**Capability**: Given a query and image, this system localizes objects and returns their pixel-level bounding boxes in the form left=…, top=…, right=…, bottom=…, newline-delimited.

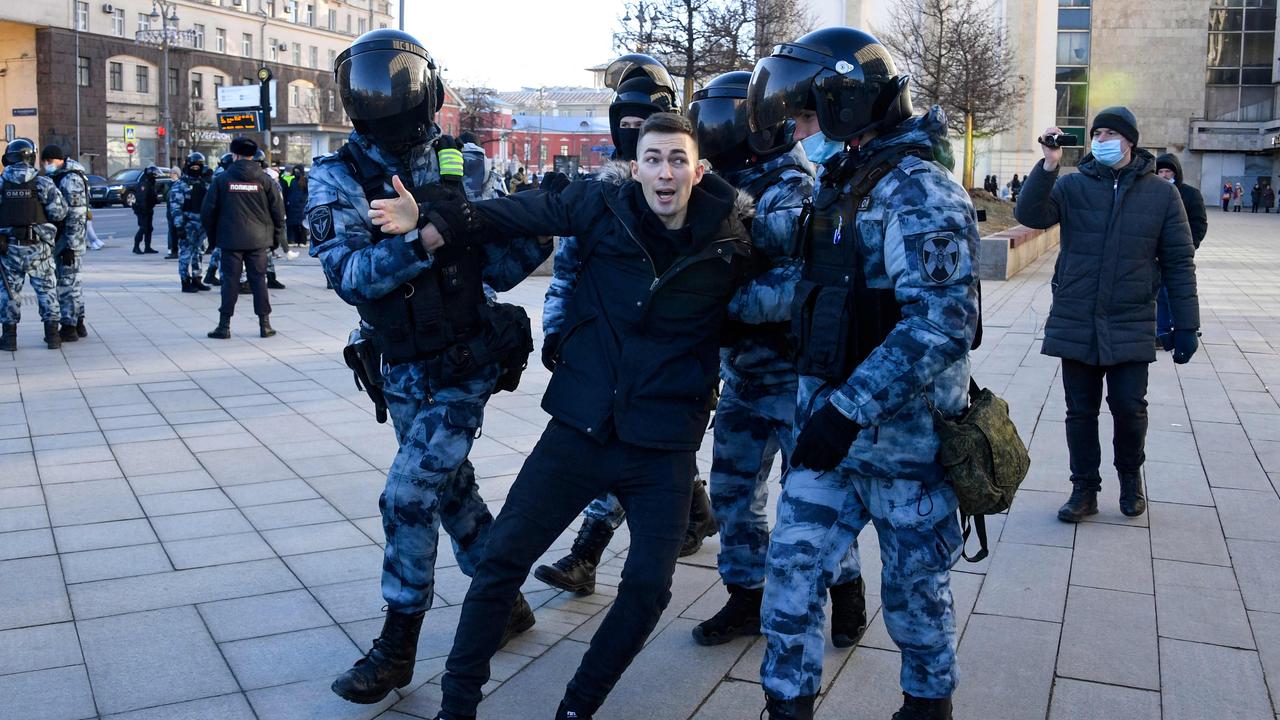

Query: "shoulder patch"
left=308, top=205, right=335, bottom=241
left=920, top=232, right=961, bottom=283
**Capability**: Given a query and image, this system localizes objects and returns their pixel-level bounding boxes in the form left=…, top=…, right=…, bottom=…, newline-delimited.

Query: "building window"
left=264, top=0, right=275, bottom=17
left=328, top=9, right=336, bottom=29
left=109, top=61, right=123, bottom=91
left=136, top=65, right=149, bottom=94
left=112, top=8, right=125, bottom=37
left=328, top=89, right=335, bottom=111
left=1054, top=0, right=1091, bottom=166
left=213, top=76, right=224, bottom=101
left=304, top=4, right=315, bottom=25
left=75, top=1, right=89, bottom=31
left=216, top=28, right=226, bottom=53
left=137, top=13, right=150, bottom=33
left=290, top=85, right=299, bottom=107
left=242, top=33, right=253, bottom=57
left=169, top=67, right=179, bottom=96
left=308, top=46, right=317, bottom=68
left=327, top=48, right=336, bottom=70
left=292, top=42, right=301, bottom=66
left=268, top=38, right=278, bottom=61
left=358, top=17, right=367, bottom=34
left=1206, top=2, right=1277, bottom=121
left=193, top=24, right=205, bottom=49
left=345, top=13, right=352, bottom=34
left=191, top=72, right=203, bottom=99
left=77, top=56, right=91, bottom=87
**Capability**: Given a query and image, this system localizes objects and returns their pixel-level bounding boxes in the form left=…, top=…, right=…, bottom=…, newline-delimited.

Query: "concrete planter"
left=979, top=224, right=1060, bottom=280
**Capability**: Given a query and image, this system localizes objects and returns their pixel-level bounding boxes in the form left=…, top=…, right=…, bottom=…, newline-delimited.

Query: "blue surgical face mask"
left=800, top=132, right=844, bottom=165
left=43, top=163, right=57, bottom=175
left=1090, top=138, right=1125, bottom=167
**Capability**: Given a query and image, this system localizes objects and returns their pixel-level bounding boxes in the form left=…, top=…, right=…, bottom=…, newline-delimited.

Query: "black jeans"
left=441, top=420, right=694, bottom=716
left=286, top=223, right=308, bottom=247
left=1061, top=358, right=1149, bottom=490
left=219, top=248, right=270, bottom=317
left=133, top=211, right=153, bottom=248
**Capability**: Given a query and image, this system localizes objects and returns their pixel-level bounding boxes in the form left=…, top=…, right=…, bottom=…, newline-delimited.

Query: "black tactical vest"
left=182, top=178, right=208, bottom=213
left=792, top=145, right=932, bottom=382
left=0, top=177, right=49, bottom=241
left=339, top=142, right=487, bottom=364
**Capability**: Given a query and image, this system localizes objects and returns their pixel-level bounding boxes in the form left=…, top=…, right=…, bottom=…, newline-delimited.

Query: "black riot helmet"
left=748, top=27, right=913, bottom=144
left=604, top=53, right=678, bottom=94
left=609, top=75, right=678, bottom=161
left=219, top=153, right=233, bottom=170
left=689, top=71, right=778, bottom=170
left=143, top=165, right=160, bottom=178
left=335, top=29, right=440, bottom=156
left=184, top=151, right=206, bottom=176
left=252, top=149, right=267, bottom=168
left=2, top=138, right=36, bottom=167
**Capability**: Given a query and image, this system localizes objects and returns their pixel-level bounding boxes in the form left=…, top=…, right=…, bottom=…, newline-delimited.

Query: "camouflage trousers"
left=581, top=491, right=627, bottom=529
left=0, top=243, right=60, bottom=324
left=710, top=382, right=860, bottom=589
left=379, top=359, right=501, bottom=614
left=177, top=218, right=204, bottom=281
left=55, top=250, right=84, bottom=325
left=761, top=380, right=962, bottom=701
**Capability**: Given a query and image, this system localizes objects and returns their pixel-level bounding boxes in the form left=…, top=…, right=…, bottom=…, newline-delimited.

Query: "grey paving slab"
left=952, top=614, right=1060, bottom=720
left=1057, top=585, right=1159, bottom=690
left=163, top=530, right=276, bottom=569
left=261, top=520, right=373, bottom=556
left=973, top=541, right=1071, bottom=622
left=1161, top=638, right=1273, bottom=720
left=78, top=605, right=239, bottom=715
left=309, top=578, right=388, bottom=624
left=126, top=469, right=218, bottom=496
left=1048, top=678, right=1161, bottom=720
left=61, top=543, right=173, bottom=584
left=1230, top=539, right=1280, bottom=614
left=246, top=677, right=398, bottom=720
left=198, top=589, right=335, bottom=643
left=0, top=555, right=72, bottom=630
left=999, top=489, right=1075, bottom=548
left=150, top=508, right=254, bottom=541
left=223, top=478, right=320, bottom=506
left=111, top=438, right=203, bottom=477
left=221, top=625, right=360, bottom=690
left=1068, top=521, right=1153, bottom=594
left=1148, top=501, right=1232, bottom=566
left=137, top=487, right=234, bottom=516
left=101, top=693, right=257, bottom=720
left=52, top=518, right=158, bottom=552
left=199, top=446, right=298, bottom=486
left=283, top=545, right=385, bottom=586
left=0, top=505, right=49, bottom=533
left=0, top=664, right=98, bottom=720
left=0, top=621, right=83, bottom=676
left=1214, top=487, right=1280, bottom=542
left=1250, top=610, right=1280, bottom=712
left=1154, top=559, right=1255, bottom=649
left=0, top=527, right=56, bottom=560
left=241, top=497, right=346, bottom=530
left=43, top=477, right=144, bottom=527
left=815, top=646, right=904, bottom=720
left=1143, top=459, right=1214, bottom=505
left=69, top=558, right=301, bottom=619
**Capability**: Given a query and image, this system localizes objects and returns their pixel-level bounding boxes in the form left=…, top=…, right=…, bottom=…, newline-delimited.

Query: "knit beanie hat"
left=1090, top=106, right=1139, bottom=146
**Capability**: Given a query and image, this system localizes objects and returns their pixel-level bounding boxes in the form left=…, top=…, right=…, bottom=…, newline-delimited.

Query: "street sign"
left=217, top=111, right=263, bottom=132
left=126, top=142, right=136, bottom=155
left=217, top=82, right=277, bottom=118
left=11, top=108, right=36, bottom=117
left=124, top=125, right=136, bottom=142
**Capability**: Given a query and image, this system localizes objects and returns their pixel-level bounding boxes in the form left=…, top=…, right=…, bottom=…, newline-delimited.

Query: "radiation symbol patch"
left=920, top=233, right=961, bottom=283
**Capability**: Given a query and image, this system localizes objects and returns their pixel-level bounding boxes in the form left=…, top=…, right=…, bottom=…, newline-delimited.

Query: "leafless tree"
left=879, top=0, right=1025, bottom=188
left=458, top=85, right=503, bottom=136
left=615, top=0, right=814, bottom=107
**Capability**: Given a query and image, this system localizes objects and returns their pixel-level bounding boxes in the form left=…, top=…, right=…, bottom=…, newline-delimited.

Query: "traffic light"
left=157, top=126, right=167, bottom=137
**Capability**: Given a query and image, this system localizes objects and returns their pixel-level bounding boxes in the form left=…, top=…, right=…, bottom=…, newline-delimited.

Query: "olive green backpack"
left=931, top=378, right=1031, bottom=562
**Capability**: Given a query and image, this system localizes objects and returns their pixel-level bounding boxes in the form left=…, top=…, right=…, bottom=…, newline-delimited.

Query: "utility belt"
left=719, top=319, right=795, bottom=356
left=5, top=227, right=40, bottom=245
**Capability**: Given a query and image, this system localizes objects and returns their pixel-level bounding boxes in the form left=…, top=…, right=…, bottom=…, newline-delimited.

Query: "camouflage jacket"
left=0, top=164, right=67, bottom=246
left=306, top=131, right=550, bottom=308
left=49, top=159, right=89, bottom=253
left=167, top=175, right=207, bottom=229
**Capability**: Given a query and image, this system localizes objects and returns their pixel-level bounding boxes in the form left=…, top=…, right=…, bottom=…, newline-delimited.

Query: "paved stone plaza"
left=1, top=206, right=1278, bottom=719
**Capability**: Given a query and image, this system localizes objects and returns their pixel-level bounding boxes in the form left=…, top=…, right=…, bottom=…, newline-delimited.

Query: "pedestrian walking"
left=0, top=138, right=68, bottom=351
left=132, top=166, right=161, bottom=254
left=1010, top=172, right=1022, bottom=201
left=1155, top=154, right=1208, bottom=348
left=40, top=144, right=90, bottom=342
left=1233, top=182, right=1244, bottom=211
left=1016, top=106, right=1200, bottom=523
left=200, top=137, right=285, bottom=339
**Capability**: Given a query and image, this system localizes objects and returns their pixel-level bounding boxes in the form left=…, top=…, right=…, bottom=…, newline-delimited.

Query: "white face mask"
left=44, top=163, right=58, bottom=174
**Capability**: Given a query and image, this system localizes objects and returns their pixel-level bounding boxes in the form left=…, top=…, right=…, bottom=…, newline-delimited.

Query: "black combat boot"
left=763, top=693, right=815, bottom=720
left=43, top=321, right=61, bottom=349
left=692, top=584, right=762, bottom=646
left=59, top=323, right=79, bottom=342
left=132, top=239, right=143, bottom=254
left=0, top=324, right=16, bottom=352
left=258, top=315, right=276, bottom=338
left=432, top=712, right=475, bottom=720
left=181, top=277, right=198, bottom=293
left=207, top=313, right=231, bottom=339
left=267, top=271, right=286, bottom=289
left=1118, top=471, right=1147, bottom=517
left=829, top=576, right=867, bottom=648
left=1057, top=481, right=1099, bottom=523
left=554, top=700, right=592, bottom=719
left=500, top=592, right=537, bottom=647
left=203, top=265, right=220, bottom=286
left=75, top=316, right=87, bottom=338
left=239, top=281, right=251, bottom=295
left=144, top=242, right=158, bottom=254
left=681, top=476, right=717, bottom=557
left=192, top=277, right=211, bottom=292
left=331, top=609, right=424, bottom=704
left=534, top=518, right=614, bottom=595
left=892, top=693, right=953, bottom=720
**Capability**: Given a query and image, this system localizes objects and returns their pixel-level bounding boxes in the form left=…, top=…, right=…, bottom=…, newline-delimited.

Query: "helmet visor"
left=337, top=49, right=433, bottom=121
left=604, top=54, right=677, bottom=96
left=813, top=68, right=886, bottom=141
left=688, top=95, right=748, bottom=162
left=747, top=55, right=820, bottom=135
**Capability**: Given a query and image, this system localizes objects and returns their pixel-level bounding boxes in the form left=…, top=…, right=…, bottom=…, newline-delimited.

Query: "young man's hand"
left=1040, top=126, right=1065, bottom=172
left=368, top=175, right=419, bottom=237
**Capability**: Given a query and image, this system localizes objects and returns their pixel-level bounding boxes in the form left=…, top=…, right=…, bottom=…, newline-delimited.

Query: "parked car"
left=90, top=168, right=173, bottom=208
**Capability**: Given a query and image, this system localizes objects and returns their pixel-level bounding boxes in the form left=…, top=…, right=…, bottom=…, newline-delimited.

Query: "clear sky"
left=405, top=0, right=630, bottom=91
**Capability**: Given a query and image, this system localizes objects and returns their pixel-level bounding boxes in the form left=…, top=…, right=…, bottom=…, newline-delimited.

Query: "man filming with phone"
left=1015, top=106, right=1200, bottom=525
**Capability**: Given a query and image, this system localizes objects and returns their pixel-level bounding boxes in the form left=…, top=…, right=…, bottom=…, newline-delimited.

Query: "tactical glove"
left=436, top=134, right=465, bottom=187
left=1172, top=329, right=1199, bottom=365
left=791, top=403, right=862, bottom=472
left=539, top=171, right=571, bottom=194
left=541, top=333, right=561, bottom=371
left=59, top=248, right=75, bottom=266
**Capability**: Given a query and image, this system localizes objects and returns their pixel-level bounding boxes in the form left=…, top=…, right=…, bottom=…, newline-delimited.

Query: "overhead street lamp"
left=136, top=0, right=195, bottom=167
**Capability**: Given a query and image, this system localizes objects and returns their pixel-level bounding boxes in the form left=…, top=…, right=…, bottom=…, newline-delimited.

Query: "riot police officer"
left=169, top=152, right=212, bottom=293
left=0, top=138, right=68, bottom=351
left=750, top=28, right=979, bottom=720
left=306, top=29, right=550, bottom=704
left=40, top=144, right=91, bottom=341
left=683, top=70, right=867, bottom=650
left=533, top=53, right=720, bottom=596
left=132, top=165, right=160, bottom=254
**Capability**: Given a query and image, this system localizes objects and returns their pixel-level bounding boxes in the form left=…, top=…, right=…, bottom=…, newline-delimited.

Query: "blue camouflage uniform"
left=168, top=175, right=206, bottom=282
left=0, top=164, right=66, bottom=324
left=713, top=145, right=860, bottom=591
left=49, top=160, right=88, bottom=326
left=308, top=131, right=550, bottom=614
left=760, top=108, right=979, bottom=701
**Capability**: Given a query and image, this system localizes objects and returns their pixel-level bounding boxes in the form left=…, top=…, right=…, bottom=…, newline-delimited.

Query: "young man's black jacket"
left=201, top=159, right=286, bottom=251
left=1155, top=153, right=1208, bottom=248
left=471, top=172, right=760, bottom=450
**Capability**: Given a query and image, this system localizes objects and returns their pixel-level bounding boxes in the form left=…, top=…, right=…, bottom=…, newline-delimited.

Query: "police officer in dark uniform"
left=306, top=29, right=550, bottom=705
left=200, top=137, right=285, bottom=338
left=132, top=165, right=161, bottom=254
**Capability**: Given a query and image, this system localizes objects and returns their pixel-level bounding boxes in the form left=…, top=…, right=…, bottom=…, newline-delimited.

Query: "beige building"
left=0, top=0, right=393, bottom=177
